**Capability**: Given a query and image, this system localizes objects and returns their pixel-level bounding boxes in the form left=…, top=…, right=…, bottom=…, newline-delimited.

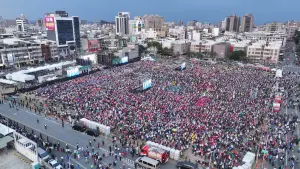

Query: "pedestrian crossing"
left=98, top=147, right=135, bottom=167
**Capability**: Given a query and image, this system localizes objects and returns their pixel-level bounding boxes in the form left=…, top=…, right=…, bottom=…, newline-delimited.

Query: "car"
left=85, top=129, right=100, bottom=137
left=176, top=161, right=203, bottom=169
left=48, top=159, right=62, bottom=169
left=37, top=147, right=50, bottom=160
left=72, top=123, right=86, bottom=132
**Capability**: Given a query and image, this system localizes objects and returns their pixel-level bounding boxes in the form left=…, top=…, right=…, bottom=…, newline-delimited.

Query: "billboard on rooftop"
left=44, top=16, right=55, bottom=31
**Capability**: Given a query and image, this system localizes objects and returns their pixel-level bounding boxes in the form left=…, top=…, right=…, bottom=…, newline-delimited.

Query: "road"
left=0, top=102, right=179, bottom=169
left=280, top=41, right=300, bottom=169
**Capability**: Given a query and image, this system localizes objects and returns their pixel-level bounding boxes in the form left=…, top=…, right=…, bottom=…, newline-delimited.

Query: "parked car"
left=37, top=147, right=50, bottom=160
left=176, top=161, right=203, bottom=169
left=48, top=159, right=63, bottom=169
left=72, top=123, right=86, bottom=132
left=85, top=129, right=100, bottom=137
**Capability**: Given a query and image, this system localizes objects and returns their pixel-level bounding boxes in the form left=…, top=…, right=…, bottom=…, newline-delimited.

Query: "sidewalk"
left=0, top=149, right=31, bottom=169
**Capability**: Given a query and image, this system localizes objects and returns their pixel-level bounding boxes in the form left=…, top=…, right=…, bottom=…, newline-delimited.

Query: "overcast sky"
left=0, top=0, right=298, bottom=24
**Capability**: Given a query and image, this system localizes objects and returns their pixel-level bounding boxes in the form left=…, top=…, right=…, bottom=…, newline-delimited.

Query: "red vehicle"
left=140, top=145, right=169, bottom=163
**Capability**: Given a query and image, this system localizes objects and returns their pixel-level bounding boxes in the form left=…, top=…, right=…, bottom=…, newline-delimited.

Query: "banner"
left=44, top=16, right=55, bottom=31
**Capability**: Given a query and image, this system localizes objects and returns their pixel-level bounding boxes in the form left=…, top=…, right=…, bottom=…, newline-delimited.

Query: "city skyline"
left=0, top=0, right=299, bottom=24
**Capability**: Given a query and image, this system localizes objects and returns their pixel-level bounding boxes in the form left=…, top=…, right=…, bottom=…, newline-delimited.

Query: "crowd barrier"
left=79, top=118, right=110, bottom=136
left=146, top=141, right=181, bottom=160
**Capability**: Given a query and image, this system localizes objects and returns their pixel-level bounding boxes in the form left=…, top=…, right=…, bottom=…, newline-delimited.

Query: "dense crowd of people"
left=32, top=60, right=300, bottom=168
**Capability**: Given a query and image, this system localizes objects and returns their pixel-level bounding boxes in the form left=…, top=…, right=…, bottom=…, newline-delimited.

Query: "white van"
left=135, top=156, right=160, bottom=169
left=48, top=159, right=63, bottom=169
left=18, top=138, right=34, bottom=150
left=37, top=147, right=50, bottom=160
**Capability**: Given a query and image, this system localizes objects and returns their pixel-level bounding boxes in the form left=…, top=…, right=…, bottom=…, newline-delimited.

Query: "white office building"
left=129, top=16, right=145, bottom=35
left=243, top=31, right=287, bottom=47
left=115, top=12, right=130, bottom=35
left=16, top=19, right=28, bottom=32
left=247, top=40, right=281, bottom=63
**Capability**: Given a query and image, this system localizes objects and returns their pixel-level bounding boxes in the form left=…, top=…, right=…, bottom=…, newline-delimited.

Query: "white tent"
left=276, top=69, right=282, bottom=78
left=0, top=123, right=15, bottom=136
left=242, top=152, right=255, bottom=165
left=8, top=61, right=75, bottom=82
left=11, top=73, right=34, bottom=82
left=0, top=79, right=17, bottom=85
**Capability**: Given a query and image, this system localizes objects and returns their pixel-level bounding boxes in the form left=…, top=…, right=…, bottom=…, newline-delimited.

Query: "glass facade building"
left=56, top=20, right=74, bottom=46
left=73, top=16, right=81, bottom=50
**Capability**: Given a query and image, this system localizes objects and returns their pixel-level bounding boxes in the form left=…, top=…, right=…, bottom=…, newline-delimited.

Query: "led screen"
left=67, top=67, right=80, bottom=77
left=121, top=57, right=128, bottom=63
left=181, top=62, right=186, bottom=70
left=143, top=79, right=152, bottom=90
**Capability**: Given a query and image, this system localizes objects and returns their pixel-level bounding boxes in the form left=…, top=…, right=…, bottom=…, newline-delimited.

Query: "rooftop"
left=248, top=40, right=282, bottom=49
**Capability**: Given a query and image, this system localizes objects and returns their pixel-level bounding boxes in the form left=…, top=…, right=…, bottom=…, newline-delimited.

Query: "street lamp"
left=68, top=149, right=79, bottom=169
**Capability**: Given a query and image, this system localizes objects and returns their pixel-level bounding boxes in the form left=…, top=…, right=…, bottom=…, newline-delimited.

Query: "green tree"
left=294, top=30, right=300, bottom=44
left=228, top=50, right=246, bottom=61
left=138, top=45, right=147, bottom=57
left=161, top=47, right=173, bottom=56
left=147, top=41, right=163, bottom=53
left=191, top=52, right=203, bottom=59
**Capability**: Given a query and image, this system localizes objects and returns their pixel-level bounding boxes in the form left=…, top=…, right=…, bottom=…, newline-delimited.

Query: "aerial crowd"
left=33, top=60, right=299, bottom=168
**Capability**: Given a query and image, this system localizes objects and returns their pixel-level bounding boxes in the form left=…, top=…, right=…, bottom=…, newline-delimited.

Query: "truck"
left=140, top=145, right=169, bottom=163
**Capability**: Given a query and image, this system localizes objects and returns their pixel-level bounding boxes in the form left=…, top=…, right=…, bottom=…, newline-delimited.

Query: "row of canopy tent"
left=5, top=61, right=75, bottom=83
left=0, top=78, right=17, bottom=85
left=0, top=123, right=15, bottom=149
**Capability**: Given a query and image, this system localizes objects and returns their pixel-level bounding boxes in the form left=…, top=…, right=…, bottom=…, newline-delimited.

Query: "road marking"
left=0, top=108, right=88, bottom=169
left=0, top=107, right=133, bottom=169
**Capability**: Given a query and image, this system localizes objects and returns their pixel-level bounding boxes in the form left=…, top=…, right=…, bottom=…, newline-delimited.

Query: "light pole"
left=68, top=150, right=75, bottom=169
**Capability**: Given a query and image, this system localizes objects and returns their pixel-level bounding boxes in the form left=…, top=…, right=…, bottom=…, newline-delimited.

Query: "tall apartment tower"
left=45, top=11, right=80, bottom=57
left=16, top=14, right=29, bottom=32
left=143, top=14, right=164, bottom=32
left=115, top=12, right=130, bottom=35
left=241, top=14, right=254, bottom=32
left=225, top=14, right=240, bottom=32
left=73, top=16, right=81, bottom=50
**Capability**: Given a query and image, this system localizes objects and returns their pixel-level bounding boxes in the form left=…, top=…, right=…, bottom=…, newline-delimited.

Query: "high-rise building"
left=45, top=12, right=80, bottom=57
left=225, top=14, right=240, bottom=32
left=143, top=14, right=164, bottom=32
left=240, top=14, right=254, bottom=32
left=220, top=19, right=226, bottom=30
left=0, top=16, right=6, bottom=27
left=80, top=20, right=88, bottom=25
left=129, top=16, right=145, bottom=34
left=115, top=12, right=130, bottom=35
left=36, top=18, right=43, bottom=27
left=286, top=20, right=300, bottom=38
left=73, top=16, right=81, bottom=51
left=265, top=22, right=284, bottom=32
left=16, top=18, right=28, bottom=32
left=187, top=20, right=197, bottom=26
left=55, top=11, right=68, bottom=17
left=178, top=20, right=184, bottom=26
